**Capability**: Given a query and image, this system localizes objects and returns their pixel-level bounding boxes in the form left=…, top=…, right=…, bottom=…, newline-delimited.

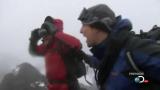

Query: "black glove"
left=37, top=28, right=48, bottom=38
left=78, top=50, right=98, bottom=68
left=29, top=28, right=42, bottom=56
left=75, top=50, right=90, bottom=62
left=30, top=28, right=41, bottom=41
left=41, top=21, right=57, bottom=36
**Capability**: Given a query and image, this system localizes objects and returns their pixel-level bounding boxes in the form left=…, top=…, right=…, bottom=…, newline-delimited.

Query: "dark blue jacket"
left=88, top=16, right=160, bottom=90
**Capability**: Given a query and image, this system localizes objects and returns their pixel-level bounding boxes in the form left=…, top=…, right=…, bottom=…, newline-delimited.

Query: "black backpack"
left=125, top=25, right=160, bottom=90
left=137, top=25, right=160, bottom=42
left=55, top=39, right=86, bottom=78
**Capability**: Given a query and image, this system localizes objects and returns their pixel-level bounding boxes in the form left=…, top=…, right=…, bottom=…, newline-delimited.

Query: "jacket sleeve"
left=55, top=32, right=82, bottom=50
left=29, top=38, right=46, bottom=56
left=55, top=32, right=101, bottom=68
left=128, top=37, right=160, bottom=82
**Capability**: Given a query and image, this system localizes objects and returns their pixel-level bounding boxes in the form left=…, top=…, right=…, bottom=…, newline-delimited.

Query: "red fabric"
left=35, top=31, right=81, bottom=90
left=55, top=32, right=81, bottom=50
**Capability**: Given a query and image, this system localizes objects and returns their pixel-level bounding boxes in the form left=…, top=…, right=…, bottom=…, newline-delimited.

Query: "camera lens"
left=38, top=29, right=47, bottom=37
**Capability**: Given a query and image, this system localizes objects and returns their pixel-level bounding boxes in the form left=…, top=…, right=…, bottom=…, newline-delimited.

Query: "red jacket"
left=36, top=32, right=81, bottom=80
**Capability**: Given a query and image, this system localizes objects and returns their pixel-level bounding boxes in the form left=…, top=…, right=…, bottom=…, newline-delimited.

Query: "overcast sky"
left=0, top=0, right=160, bottom=82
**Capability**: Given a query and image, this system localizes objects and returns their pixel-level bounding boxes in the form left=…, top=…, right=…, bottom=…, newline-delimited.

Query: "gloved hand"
left=29, top=28, right=42, bottom=56
left=37, top=28, right=48, bottom=38
left=30, top=28, right=41, bottom=41
left=78, top=50, right=99, bottom=68
left=77, top=50, right=91, bottom=63
left=41, top=21, right=57, bottom=36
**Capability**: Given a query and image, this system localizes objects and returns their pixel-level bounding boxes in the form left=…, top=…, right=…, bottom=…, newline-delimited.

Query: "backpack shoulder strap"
left=125, top=36, right=143, bottom=73
left=126, top=51, right=141, bottom=72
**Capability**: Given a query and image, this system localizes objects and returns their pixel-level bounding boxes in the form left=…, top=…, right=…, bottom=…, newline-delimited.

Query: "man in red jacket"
left=29, top=16, right=82, bottom=90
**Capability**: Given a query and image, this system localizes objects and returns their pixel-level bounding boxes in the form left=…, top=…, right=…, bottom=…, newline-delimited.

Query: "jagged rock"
left=0, top=62, right=47, bottom=90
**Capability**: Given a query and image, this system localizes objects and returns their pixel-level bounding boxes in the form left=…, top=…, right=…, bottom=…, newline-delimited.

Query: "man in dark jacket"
left=78, top=4, right=160, bottom=90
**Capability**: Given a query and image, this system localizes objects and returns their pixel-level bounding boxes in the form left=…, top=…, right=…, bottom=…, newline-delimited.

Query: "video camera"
left=38, top=21, right=57, bottom=38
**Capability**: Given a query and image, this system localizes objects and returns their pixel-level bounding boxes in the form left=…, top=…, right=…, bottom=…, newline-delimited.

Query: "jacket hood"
left=44, top=16, right=63, bottom=32
left=112, top=16, right=132, bottom=33
left=53, top=19, right=63, bottom=32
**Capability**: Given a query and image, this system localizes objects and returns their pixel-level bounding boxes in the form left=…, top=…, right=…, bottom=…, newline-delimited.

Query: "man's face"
left=80, top=24, right=99, bottom=47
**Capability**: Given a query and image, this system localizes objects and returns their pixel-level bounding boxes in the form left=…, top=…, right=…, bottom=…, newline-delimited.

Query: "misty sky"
left=0, top=0, right=160, bottom=82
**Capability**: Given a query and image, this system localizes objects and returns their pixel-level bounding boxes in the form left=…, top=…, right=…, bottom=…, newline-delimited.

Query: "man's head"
left=41, top=16, right=64, bottom=46
left=78, top=4, right=116, bottom=47
left=44, top=16, right=63, bottom=32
